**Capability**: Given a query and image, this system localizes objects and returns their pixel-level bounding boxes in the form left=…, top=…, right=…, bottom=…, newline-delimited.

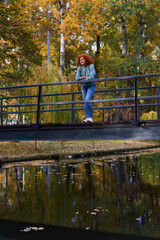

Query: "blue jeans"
left=81, top=84, right=96, bottom=118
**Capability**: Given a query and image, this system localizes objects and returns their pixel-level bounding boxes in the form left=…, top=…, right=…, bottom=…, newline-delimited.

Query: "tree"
left=0, top=0, right=42, bottom=86
left=102, top=0, right=160, bottom=76
left=24, top=0, right=69, bottom=75
left=61, top=0, right=108, bottom=70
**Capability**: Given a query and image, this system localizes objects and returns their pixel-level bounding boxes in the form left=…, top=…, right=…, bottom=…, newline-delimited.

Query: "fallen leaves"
left=20, top=226, right=44, bottom=232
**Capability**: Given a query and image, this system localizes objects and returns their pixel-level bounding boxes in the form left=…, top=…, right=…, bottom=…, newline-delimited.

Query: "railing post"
left=134, top=78, right=139, bottom=126
left=71, top=93, right=74, bottom=123
left=102, top=109, right=104, bottom=122
left=37, top=86, right=42, bottom=128
left=157, top=87, right=160, bottom=120
left=0, top=98, right=3, bottom=126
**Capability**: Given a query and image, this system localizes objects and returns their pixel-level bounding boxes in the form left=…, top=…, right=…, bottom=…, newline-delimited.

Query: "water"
left=0, top=153, right=160, bottom=239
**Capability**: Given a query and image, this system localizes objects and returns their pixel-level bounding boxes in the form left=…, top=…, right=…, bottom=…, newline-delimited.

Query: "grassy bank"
left=0, top=140, right=160, bottom=163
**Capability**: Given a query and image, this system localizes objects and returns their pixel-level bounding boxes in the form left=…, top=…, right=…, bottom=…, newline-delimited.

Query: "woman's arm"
left=76, top=66, right=82, bottom=81
left=86, top=64, right=96, bottom=80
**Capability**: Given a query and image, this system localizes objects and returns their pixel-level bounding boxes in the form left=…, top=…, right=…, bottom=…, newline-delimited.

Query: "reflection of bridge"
left=0, top=73, right=160, bottom=141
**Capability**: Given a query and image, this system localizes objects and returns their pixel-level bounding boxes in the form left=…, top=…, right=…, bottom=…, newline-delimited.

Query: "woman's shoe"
left=83, top=118, right=88, bottom=123
left=87, top=117, right=93, bottom=123
left=83, top=117, right=93, bottom=123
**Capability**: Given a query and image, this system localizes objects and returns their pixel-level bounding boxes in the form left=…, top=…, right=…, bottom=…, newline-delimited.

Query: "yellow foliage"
left=141, top=111, right=157, bottom=120
left=61, top=0, right=107, bottom=43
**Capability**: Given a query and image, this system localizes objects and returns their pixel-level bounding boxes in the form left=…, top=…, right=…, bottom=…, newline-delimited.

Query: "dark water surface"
left=0, top=153, right=160, bottom=239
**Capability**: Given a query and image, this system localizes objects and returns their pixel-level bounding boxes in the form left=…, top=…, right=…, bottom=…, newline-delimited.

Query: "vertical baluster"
left=102, top=109, right=104, bottom=122
left=37, top=86, right=42, bottom=128
left=135, top=78, right=139, bottom=125
left=157, top=87, right=160, bottom=120
left=0, top=98, right=3, bottom=126
left=71, top=93, right=74, bottom=123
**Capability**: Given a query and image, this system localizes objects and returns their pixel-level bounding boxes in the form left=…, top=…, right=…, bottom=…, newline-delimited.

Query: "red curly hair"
left=77, top=54, right=94, bottom=66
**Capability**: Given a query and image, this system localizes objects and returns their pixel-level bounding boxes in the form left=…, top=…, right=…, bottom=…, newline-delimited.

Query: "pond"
left=0, top=153, right=160, bottom=239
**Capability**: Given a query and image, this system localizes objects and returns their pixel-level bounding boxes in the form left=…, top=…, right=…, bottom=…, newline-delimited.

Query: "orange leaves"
left=50, top=8, right=61, bottom=21
left=62, top=0, right=107, bottom=43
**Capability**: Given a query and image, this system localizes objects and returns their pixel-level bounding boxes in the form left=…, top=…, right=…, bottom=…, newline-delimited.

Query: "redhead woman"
left=76, top=54, right=96, bottom=123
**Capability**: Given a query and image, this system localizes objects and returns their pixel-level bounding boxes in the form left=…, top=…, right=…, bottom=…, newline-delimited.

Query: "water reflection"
left=0, top=154, right=160, bottom=238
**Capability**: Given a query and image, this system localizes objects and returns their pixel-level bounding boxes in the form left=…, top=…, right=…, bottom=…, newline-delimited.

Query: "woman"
left=76, top=54, right=96, bottom=123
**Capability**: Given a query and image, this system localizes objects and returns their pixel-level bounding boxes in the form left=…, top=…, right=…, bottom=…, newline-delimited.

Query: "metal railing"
left=0, top=73, right=160, bottom=127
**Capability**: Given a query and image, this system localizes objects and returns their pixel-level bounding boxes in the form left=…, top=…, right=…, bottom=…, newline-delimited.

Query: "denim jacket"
left=76, top=64, right=96, bottom=86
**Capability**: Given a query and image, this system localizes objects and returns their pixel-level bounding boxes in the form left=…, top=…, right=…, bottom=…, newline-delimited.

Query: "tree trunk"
left=17, top=58, right=22, bottom=124
left=60, top=0, right=65, bottom=75
left=113, top=17, right=127, bottom=122
left=95, top=35, right=100, bottom=67
left=121, top=17, right=127, bottom=56
left=136, top=19, right=144, bottom=60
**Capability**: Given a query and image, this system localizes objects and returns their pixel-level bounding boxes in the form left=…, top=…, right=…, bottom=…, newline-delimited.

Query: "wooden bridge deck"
left=0, top=120, right=160, bottom=141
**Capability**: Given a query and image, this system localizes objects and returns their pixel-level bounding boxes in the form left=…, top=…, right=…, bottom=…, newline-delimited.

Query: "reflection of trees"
left=3, top=169, right=8, bottom=189
left=16, top=167, right=23, bottom=207
left=111, top=156, right=142, bottom=213
left=54, top=163, right=60, bottom=185
left=0, top=156, right=160, bottom=236
left=111, top=155, right=160, bottom=217
left=106, top=156, right=160, bottom=236
left=102, top=161, right=106, bottom=192
left=138, top=154, right=160, bottom=185
left=65, top=164, right=75, bottom=193
left=1, top=169, right=8, bottom=206
left=84, top=161, right=95, bottom=203
left=46, top=166, right=51, bottom=196
left=34, top=166, right=45, bottom=222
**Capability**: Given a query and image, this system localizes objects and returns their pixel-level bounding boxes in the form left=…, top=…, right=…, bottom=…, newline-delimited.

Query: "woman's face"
left=80, top=57, right=86, bottom=66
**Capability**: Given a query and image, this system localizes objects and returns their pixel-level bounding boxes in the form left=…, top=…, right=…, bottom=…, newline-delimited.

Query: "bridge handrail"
left=1, top=103, right=159, bottom=115
left=1, top=94, right=160, bottom=109
left=0, top=73, right=159, bottom=91
left=0, top=73, right=160, bottom=126
left=1, top=85, right=160, bottom=101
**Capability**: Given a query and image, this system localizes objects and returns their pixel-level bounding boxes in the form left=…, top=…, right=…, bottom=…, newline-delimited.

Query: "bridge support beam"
left=0, top=122, right=160, bottom=141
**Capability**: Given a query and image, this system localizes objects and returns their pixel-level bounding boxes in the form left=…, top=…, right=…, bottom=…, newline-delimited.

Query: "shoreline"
left=1, top=143, right=160, bottom=165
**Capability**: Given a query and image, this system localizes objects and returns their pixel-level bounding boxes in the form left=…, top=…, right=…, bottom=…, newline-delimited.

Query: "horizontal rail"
left=0, top=85, right=159, bottom=102
left=0, top=73, right=159, bottom=90
left=0, top=95, right=160, bottom=111
left=1, top=103, right=159, bottom=116
left=40, top=97, right=135, bottom=106
left=0, top=110, right=37, bottom=115
left=40, top=95, right=160, bottom=106
left=0, top=103, right=37, bottom=108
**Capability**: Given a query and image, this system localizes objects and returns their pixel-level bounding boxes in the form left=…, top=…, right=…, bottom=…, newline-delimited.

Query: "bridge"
left=0, top=73, right=160, bottom=141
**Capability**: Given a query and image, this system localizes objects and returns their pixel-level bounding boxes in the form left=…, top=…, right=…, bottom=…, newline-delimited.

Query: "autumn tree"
left=0, top=0, right=42, bottom=86
left=61, top=0, right=108, bottom=70
left=23, top=0, right=70, bottom=75
left=101, top=0, right=160, bottom=76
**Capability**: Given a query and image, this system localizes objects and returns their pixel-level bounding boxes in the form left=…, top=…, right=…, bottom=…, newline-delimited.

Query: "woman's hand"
left=81, top=76, right=87, bottom=80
